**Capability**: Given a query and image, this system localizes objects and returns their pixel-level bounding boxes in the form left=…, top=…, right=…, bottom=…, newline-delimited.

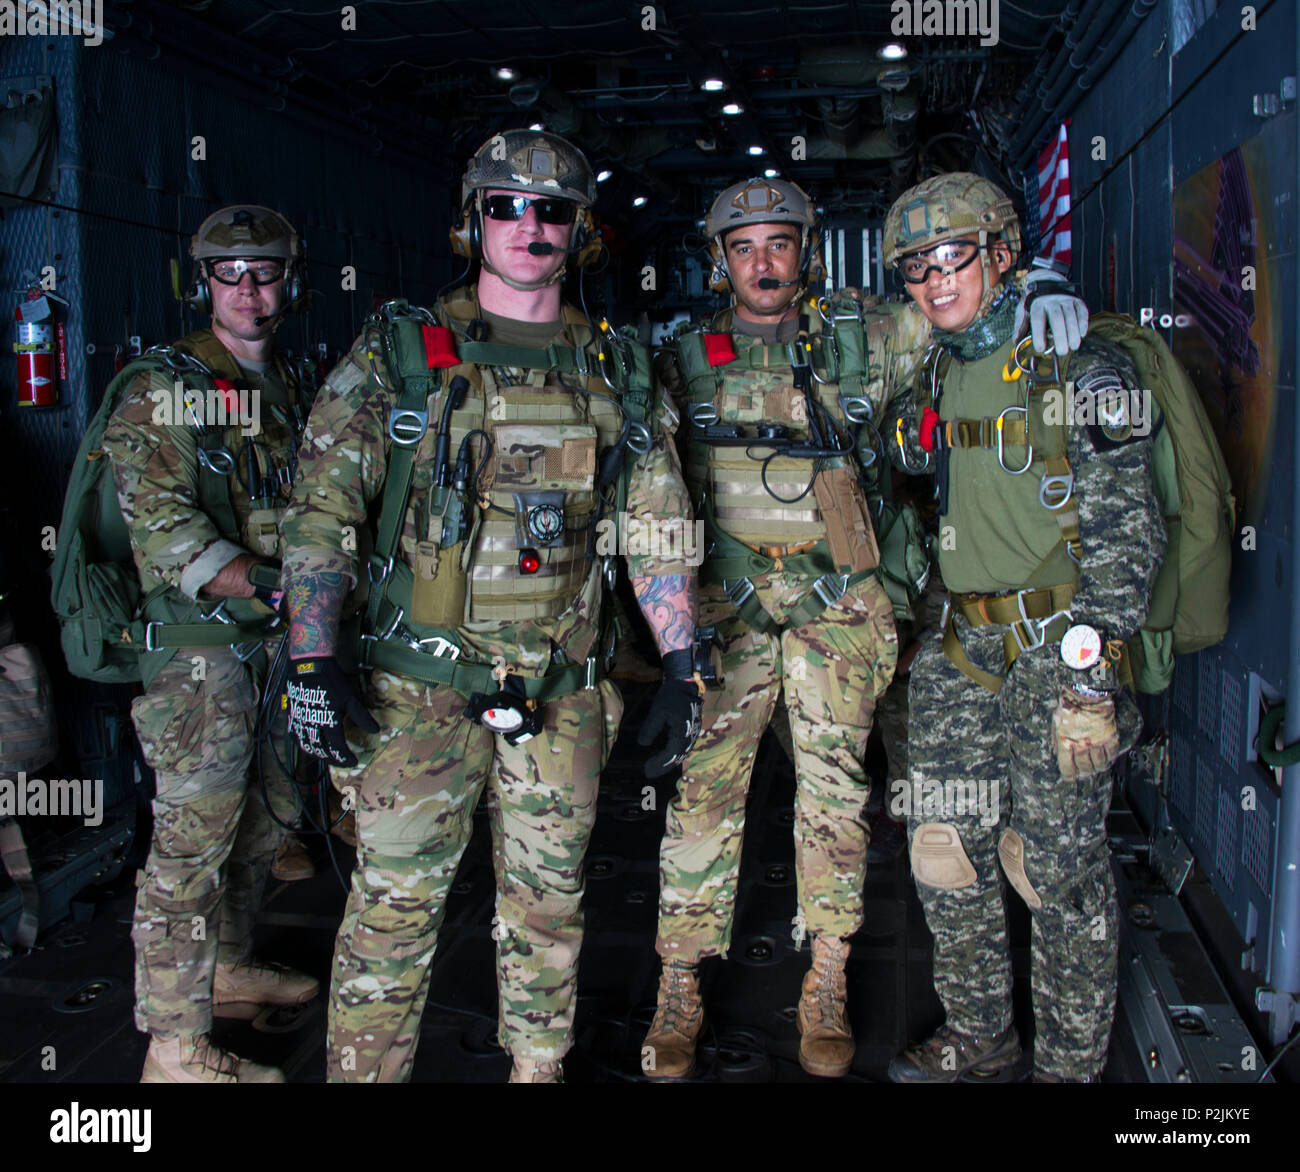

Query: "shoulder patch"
left=325, top=359, right=367, bottom=397
left=1073, top=365, right=1145, bottom=448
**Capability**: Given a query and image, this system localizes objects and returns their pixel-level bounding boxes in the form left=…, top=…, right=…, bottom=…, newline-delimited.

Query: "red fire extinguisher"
left=14, top=289, right=65, bottom=408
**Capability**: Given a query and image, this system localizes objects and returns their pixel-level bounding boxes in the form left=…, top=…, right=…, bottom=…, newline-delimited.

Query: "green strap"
left=1256, top=705, right=1300, bottom=768
left=366, top=319, right=437, bottom=636
left=368, top=638, right=601, bottom=701
left=457, top=340, right=587, bottom=375
left=196, top=430, right=240, bottom=539
left=140, top=617, right=276, bottom=649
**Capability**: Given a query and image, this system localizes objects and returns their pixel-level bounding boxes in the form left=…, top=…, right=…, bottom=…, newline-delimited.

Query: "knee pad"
left=909, top=822, right=977, bottom=890
left=998, top=828, right=1043, bottom=909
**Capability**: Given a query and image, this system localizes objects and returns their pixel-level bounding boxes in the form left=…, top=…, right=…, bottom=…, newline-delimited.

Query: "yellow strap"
left=956, top=584, right=1076, bottom=628
left=943, top=613, right=1006, bottom=694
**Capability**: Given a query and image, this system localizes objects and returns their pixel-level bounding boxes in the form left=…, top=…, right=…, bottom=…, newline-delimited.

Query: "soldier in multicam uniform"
left=101, top=205, right=320, bottom=1082
left=642, top=177, right=920, bottom=1081
left=279, top=130, right=700, bottom=1083
left=882, top=173, right=1166, bottom=1083
left=643, top=177, right=1094, bottom=1081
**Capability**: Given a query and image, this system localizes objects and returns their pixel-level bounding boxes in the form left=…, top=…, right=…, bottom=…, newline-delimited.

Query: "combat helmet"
left=451, top=129, right=601, bottom=286
left=187, top=204, right=304, bottom=313
left=704, top=176, right=824, bottom=295
left=883, top=172, right=1021, bottom=268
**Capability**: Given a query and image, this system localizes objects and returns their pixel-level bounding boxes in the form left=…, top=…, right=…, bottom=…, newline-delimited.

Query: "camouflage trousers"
left=130, top=646, right=295, bottom=1038
left=904, top=614, right=1139, bottom=1079
left=656, top=573, right=898, bottom=962
left=326, top=668, right=622, bottom=1081
left=876, top=574, right=949, bottom=788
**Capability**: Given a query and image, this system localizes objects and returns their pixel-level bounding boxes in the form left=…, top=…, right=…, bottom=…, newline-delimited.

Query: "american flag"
left=1028, top=121, right=1072, bottom=269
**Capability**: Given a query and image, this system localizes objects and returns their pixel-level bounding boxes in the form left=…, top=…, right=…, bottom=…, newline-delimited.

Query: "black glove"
left=637, top=650, right=704, bottom=779
left=285, top=656, right=379, bottom=768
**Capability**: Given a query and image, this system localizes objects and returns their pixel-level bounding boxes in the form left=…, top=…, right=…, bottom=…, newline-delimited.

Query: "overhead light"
left=722, top=102, right=743, bottom=116
left=529, top=122, right=544, bottom=131
left=632, top=195, right=648, bottom=208
left=495, top=66, right=517, bottom=81
left=701, top=78, right=726, bottom=92
left=597, top=169, right=613, bottom=183
left=747, top=145, right=765, bottom=156
left=877, top=43, right=907, bottom=61
left=763, top=168, right=778, bottom=178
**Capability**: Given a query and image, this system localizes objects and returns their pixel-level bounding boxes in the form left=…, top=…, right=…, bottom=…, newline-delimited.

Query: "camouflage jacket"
left=280, top=294, right=694, bottom=674
left=101, top=328, right=301, bottom=606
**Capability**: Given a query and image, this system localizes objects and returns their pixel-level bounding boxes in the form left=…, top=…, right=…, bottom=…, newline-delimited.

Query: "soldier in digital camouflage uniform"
left=882, top=173, right=1166, bottom=1083
left=101, top=205, right=320, bottom=1082
left=279, top=130, right=699, bottom=1083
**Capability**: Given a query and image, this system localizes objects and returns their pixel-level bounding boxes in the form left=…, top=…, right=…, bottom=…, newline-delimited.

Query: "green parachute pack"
left=1084, top=314, right=1236, bottom=692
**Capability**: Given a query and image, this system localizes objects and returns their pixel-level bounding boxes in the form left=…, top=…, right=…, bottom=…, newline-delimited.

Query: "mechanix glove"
left=638, top=650, right=704, bottom=779
left=1051, top=689, right=1121, bottom=780
left=1015, top=263, right=1090, bottom=356
left=285, top=656, right=379, bottom=768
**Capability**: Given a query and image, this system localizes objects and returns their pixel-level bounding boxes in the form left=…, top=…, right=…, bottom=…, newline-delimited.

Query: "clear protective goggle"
left=206, top=258, right=287, bottom=286
left=896, top=239, right=983, bottom=284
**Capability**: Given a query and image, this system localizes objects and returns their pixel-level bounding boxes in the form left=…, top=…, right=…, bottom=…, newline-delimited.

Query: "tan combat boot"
left=140, top=1034, right=285, bottom=1083
left=797, top=933, right=854, bottom=1078
left=508, top=1058, right=563, bottom=1083
left=271, top=836, right=315, bottom=881
left=213, top=959, right=320, bottom=1018
left=642, top=960, right=704, bottom=1080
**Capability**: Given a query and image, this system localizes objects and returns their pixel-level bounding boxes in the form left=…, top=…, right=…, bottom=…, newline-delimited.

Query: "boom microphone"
left=527, top=242, right=578, bottom=256
left=757, top=278, right=798, bottom=289
left=253, top=306, right=292, bottom=327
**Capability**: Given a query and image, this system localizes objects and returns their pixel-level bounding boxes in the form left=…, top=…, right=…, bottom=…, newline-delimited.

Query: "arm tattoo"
left=631, top=573, right=698, bottom=658
left=288, top=572, right=347, bottom=659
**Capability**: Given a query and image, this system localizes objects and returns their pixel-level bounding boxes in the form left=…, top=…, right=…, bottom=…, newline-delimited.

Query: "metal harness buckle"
left=689, top=402, right=719, bottom=428
left=839, top=394, right=873, bottom=424
left=813, top=574, right=849, bottom=609
left=724, top=578, right=756, bottom=607
left=416, top=633, right=461, bottom=660
left=388, top=409, right=429, bottom=447
left=1010, top=591, right=1073, bottom=653
left=145, top=621, right=162, bottom=652
left=1039, top=472, right=1074, bottom=509
left=626, top=421, right=652, bottom=454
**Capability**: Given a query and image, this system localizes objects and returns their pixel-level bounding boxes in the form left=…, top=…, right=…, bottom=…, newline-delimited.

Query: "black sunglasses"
left=482, top=194, right=578, bottom=225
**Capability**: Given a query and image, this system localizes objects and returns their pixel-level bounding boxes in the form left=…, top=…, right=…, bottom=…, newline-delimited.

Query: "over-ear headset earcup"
left=188, top=270, right=210, bottom=313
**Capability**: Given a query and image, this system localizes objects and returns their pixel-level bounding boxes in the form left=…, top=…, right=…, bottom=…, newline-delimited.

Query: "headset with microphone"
left=184, top=204, right=307, bottom=320
left=450, top=192, right=604, bottom=272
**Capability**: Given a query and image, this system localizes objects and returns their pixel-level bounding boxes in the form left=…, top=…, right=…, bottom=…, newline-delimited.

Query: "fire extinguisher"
left=14, top=288, right=66, bottom=409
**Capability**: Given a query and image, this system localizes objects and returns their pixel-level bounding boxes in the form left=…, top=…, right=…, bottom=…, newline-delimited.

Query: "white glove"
left=1015, top=264, right=1090, bottom=356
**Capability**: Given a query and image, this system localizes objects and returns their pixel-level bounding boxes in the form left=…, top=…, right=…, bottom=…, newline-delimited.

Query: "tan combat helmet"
left=451, top=129, right=601, bottom=287
left=883, top=172, right=1021, bottom=302
left=704, top=176, right=823, bottom=295
left=188, top=204, right=304, bottom=312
